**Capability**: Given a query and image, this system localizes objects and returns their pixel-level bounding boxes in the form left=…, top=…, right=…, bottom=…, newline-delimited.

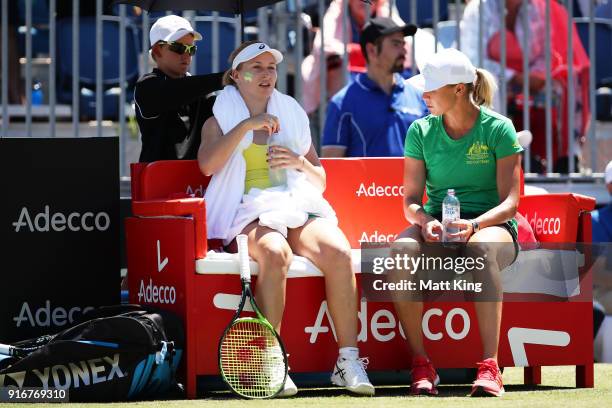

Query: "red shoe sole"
left=470, top=385, right=504, bottom=397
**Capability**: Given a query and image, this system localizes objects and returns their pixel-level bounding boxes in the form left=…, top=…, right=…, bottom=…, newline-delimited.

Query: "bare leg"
left=468, top=227, right=516, bottom=361
left=287, top=218, right=357, bottom=348
left=391, top=225, right=428, bottom=357
left=235, top=221, right=292, bottom=332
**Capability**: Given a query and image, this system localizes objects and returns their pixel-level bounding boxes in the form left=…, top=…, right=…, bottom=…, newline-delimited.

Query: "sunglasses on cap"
left=158, top=41, right=197, bottom=56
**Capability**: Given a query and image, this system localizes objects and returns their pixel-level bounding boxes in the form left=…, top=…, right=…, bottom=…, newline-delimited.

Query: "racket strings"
left=220, top=320, right=285, bottom=398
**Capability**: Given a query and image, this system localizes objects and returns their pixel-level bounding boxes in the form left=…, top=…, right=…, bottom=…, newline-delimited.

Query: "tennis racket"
left=0, top=335, right=55, bottom=358
left=218, top=234, right=288, bottom=399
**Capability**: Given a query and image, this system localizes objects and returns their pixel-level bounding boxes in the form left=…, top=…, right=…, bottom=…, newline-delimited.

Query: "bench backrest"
left=131, top=161, right=211, bottom=201
left=130, top=159, right=594, bottom=247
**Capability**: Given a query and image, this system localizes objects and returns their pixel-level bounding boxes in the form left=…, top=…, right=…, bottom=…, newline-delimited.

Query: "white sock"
left=339, top=346, right=359, bottom=361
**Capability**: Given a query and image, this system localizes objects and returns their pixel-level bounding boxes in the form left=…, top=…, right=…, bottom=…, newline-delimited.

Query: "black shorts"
left=430, top=212, right=520, bottom=264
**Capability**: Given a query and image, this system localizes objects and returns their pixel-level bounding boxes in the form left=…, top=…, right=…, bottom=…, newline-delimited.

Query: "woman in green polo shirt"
left=394, top=48, right=523, bottom=398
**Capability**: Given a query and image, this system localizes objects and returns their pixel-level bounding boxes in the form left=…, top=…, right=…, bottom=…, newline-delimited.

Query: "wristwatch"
left=471, top=220, right=480, bottom=233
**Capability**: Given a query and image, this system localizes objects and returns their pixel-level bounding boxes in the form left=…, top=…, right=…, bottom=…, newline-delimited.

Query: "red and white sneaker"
left=410, top=356, right=440, bottom=395
left=471, top=358, right=504, bottom=397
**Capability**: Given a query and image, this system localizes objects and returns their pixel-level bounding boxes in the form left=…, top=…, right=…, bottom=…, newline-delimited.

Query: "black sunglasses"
left=158, top=41, right=197, bottom=56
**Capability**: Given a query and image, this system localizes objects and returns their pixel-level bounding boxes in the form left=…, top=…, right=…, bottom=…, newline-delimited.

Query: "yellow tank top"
left=243, top=143, right=272, bottom=193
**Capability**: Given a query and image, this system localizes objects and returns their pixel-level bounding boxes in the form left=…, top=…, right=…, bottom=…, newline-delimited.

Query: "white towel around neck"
left=204, top=85, right=337, bottom=244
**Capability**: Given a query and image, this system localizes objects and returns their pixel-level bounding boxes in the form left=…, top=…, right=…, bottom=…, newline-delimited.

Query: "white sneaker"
left=277, top=374, right=298, bottom=397
left=330, top=357, right=375, bottom=396
left=264, top=345, right=296, bottom=397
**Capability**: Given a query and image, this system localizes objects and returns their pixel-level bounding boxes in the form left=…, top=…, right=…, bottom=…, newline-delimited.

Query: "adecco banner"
left=0, top=138, right=119, bottom=342
left=519, top=193, right=595, bottom=242
left=322, top=158, right=405, bottom=246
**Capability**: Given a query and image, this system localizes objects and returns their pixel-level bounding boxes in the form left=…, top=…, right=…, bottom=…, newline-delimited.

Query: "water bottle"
left=31, top=80, right=43, bottom=106
left=268, top=131, right=287, bottom=187
left=442, top=189, right=461, bottom=243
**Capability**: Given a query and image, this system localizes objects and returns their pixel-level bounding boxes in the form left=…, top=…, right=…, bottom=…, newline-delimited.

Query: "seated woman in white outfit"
left=197, top=41, right=374, bottom=397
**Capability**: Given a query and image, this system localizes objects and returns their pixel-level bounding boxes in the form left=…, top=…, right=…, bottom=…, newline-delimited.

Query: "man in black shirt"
left=135, top=15, right=223, bottom=162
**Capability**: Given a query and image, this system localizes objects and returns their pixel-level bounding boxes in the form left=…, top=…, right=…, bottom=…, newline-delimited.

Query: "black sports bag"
left=0, top=304, right=184, bottom=401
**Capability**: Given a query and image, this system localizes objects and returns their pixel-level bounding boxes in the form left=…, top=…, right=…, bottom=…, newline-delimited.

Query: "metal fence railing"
left=1, top=0, right=609, bottom=178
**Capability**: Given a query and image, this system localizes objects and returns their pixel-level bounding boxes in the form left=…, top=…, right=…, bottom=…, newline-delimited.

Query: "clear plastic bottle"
left=442, top=189, right=461, bottom=243
left=268, top=131, right=287, bottom=187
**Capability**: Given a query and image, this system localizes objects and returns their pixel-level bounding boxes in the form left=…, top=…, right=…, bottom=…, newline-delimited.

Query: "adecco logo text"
left=12, top=206, right=110, bottom=232
left=528, top=212, right=561, bottom=235
left=359, top=230, right=397, bottom=243
left=13, top=300, right=94, bottom=328
left=186, top=184, right=206, bottom=197
left=305, top=299, right=470, bottom=343
left=355, top=183, right=404, bottom=198
left=138, top=278, right=176, bottom=305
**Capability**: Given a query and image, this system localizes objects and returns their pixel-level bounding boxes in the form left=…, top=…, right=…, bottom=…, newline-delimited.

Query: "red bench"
left=126, top=158, right=596, bottom=398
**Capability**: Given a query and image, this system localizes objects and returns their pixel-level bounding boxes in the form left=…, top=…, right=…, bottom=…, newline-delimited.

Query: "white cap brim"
left=406, top=73, right=451, bottom=93
left=165, top=27, right=202, bottom=42
left=232, top=43, right=283, bottom=70
left=406, top=74, right=476, bottom=92
left=406, top=74, right=425, bottom=92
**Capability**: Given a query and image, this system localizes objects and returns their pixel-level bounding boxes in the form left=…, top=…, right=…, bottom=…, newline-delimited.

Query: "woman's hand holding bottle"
left=244, top=113, right=280, bottom=135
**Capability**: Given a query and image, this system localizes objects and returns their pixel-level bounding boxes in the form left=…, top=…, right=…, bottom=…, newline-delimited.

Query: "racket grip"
left=236, top=234, right=251, bottom=283
left=0, top=344, right=13, bottom=356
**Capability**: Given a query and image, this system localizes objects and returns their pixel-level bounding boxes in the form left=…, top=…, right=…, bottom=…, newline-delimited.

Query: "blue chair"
left=397, top=0, right=449, bottom=28
left=576, top=13, right=612, bottom=121
left=576, top=20, right=612, bottom=87
left=17, top=0, right=50, bottom=57
left=195, top=10, right=236, bottom=19
left=595, top=1, right=612, bottom=19
left=596, top=87, right=612, bottom=121
left=56, top=17, right=140, bottom=119
left=17, top=0, right=49, bottom=25
left=193, top=20, right=237, bottom=75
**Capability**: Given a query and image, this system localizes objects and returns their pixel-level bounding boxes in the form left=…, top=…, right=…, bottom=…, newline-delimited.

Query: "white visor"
left=231, top=43, right=283, bottom=70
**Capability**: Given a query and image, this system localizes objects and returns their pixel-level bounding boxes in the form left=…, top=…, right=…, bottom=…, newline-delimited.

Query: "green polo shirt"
left=404, top=107, right=523, bottom=216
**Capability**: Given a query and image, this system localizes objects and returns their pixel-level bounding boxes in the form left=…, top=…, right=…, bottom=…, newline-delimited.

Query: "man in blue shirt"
left=322, top=17, right=427, bottom=157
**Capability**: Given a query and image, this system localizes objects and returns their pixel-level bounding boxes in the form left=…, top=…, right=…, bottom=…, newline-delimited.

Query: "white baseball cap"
left=605, top=160, right=612, bottom=184
left=231, top=42, right=283, bottom=70
left=150, top=15, right=202, bottom=47
left=407, top=48, right=477, bottom=93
